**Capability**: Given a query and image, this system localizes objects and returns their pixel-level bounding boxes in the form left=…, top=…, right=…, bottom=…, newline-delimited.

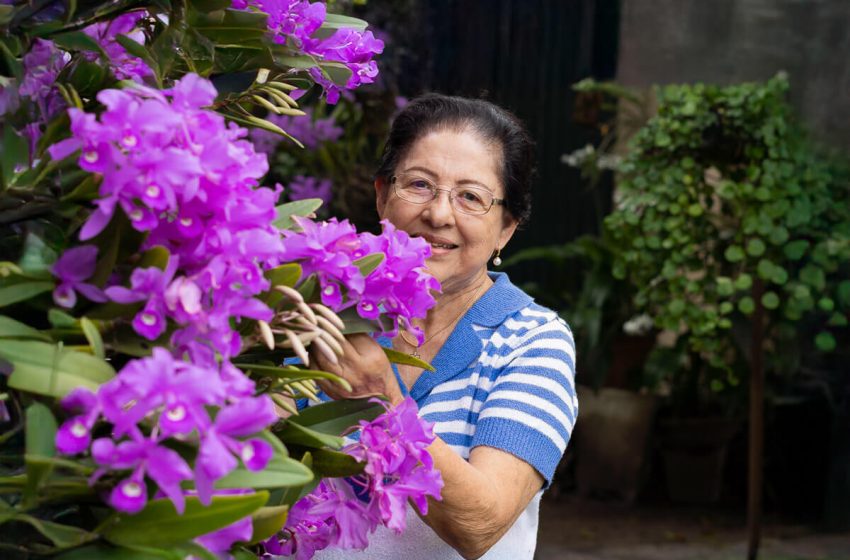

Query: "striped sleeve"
left=471, top=310, right=577, bottom=485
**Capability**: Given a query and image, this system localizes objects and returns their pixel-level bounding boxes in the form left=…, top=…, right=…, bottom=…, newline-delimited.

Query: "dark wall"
left=617, top=0, right=850, bottom=151
left=384, top=0, right=622, bottom=283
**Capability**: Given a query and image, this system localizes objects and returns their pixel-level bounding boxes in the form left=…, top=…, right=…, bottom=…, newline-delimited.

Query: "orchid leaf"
left=288, top=398, right=384, bottom=436
left=0, top=280, right=53, bottom=308
left=115, top=34, right=159, bottom=79
left=249, top=505, right=289, bottom=544
left=272, top=198, right=323, bottom=229
left=102, top=492, right=269, bottom=548
left=0, top=315, right=52, bottom=341
left=354, top=253, right=384, bottom=277
left=276, top=420, right=343, bottom=449
left=382, top=347, right=436, bottom=371
left=13, top=514, right=98, bottom=549
left=23, top=402, right=58, bottom=506
left=80, top=317, right=104, bottom=359
left=53, top=31, right=109, bottom=58
left=2, top=340, right=115, bottom=398
left=309, top=447, right=364, bottom=477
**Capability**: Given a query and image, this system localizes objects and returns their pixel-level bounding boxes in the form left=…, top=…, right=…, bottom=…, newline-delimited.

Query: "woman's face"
left=375, top=127, right=518, bottom=294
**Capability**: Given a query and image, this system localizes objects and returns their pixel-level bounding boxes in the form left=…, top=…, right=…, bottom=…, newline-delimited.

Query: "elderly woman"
left=311, top=94, right=577, bottom=560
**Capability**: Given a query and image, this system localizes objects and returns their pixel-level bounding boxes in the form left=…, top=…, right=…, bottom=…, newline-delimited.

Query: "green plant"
left=605, top=73, right=850, bottom=413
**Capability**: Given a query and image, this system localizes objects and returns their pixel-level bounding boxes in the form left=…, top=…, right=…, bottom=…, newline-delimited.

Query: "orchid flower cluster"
left=41, top=72, right=439, bottom=555
left=48, top=73, right=280, bottom=363
left=232, top=0, right=384, bottom=103
left=263, top=398, right=444, bottom=559
left=282, top=218, right=441, bottom=344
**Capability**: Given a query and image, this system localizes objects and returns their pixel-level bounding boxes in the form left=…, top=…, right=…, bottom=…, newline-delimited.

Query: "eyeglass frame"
left=389, top=174, right=506, bottom=215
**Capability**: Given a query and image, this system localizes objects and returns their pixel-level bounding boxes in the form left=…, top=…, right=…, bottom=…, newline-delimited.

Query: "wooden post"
left=747, top=280, right=765, bottom=560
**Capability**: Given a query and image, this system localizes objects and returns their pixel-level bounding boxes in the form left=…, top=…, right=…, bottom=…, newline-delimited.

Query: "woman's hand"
left=310, top=333, right=405, bottom=405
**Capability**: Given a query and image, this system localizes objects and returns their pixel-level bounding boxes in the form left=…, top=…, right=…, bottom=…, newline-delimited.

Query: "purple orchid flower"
left=55, top=388, right=101, bottom=455
left=91, top=433, right=193, bottom=514
left=50, top=245, right=107, bottom=308
left=194, top=396, right=277, bottom=504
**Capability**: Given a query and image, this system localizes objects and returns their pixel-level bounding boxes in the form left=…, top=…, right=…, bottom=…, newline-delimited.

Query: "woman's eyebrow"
left=401, top=166, right=495, bottom=192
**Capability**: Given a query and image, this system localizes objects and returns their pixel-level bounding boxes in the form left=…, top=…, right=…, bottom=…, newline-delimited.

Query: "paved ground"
left=534, top=496, right=850, bottom=560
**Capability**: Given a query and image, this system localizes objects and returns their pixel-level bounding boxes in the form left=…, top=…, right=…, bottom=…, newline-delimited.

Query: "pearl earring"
left=492, top=249, right=502, bottom=267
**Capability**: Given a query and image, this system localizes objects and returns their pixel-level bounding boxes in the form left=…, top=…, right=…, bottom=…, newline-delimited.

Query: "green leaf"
left=318, top=61, right=352, bottom=87
left=55, top=544, right=180, bottom=560
left=353, top=253, right=385, bottom=277
left=23, top=404, right=59, bottom=505
left=746, top=238, right=766, bottom=257
left=80, top=317, right=104, bottom=359
left=189, top=0, right=233, bottom=11
left=261, top=263, right=302, bottom=308
left=319, top=13, right=368, bottom=33
left=272, top=198, right=323, bottom=229
left=48, top=309, right=77, bottom=328
left=0, top=315, right=51, bottom=341
left=216, top=432, right=312, bottom=490
left=757, top=259, right=776, bottom=280
left=716, top=277, right=734, bottom=297
left=838, top=281, right=850, bottom=307
left=273, top=54, right=319, bottom=70
left=102, top=492, right=269, bottom=548
left=250, top=505, right=289, bottom=544
left=783, top=240, right=809, bottom=261
left=761, top=292, right=780, bottom=310
left=310, top=447, right=364, bottom=477
left=734, top=273, right=753, bottom=291
left=276, top=420, right=344, bottom=449
left=53, top=31, right=109, bottom=58
left=115, top=34, right=159, bottom=79
left=237, top=363, right=349, bottom=386
left=68, top=60, right=108, bottom=97
left=800, top=265, right=825, bottom=291
left=818, top=298, right=835, bottom=312
left=2, top=340, right=115, bottom=398
left=724, top=245, right=745, bottom=263
left=815, top=331, right=836, bottom=352
left=25, top=402, right=57, bottom=458
left=382, top=347, right=435, bottom=372
left=265, top=263, right=302, bottom=289
left=2, top=124, right=29, bottom=184
left=286, top=398, right=384, bottom=436
left=14, top=514, right=98, bottom=548
left=738, top=297, right=755, bottom=315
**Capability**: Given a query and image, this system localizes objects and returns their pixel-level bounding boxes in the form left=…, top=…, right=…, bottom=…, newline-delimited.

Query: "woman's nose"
left=423, top=189, right=455, bottom=224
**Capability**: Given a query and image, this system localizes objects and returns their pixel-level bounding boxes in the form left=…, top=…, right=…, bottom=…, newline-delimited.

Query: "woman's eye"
left=408, top=180, right=432, bottom=190
left=458, top=189, right=485, bottom=204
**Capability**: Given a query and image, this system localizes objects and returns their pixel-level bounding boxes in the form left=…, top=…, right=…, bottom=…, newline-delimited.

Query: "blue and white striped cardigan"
left=314, top=272, right=577, bottom=560
left=397, top=271, right=577, bottom=486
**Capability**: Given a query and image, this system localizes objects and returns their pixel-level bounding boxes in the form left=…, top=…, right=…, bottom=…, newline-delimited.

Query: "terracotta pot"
left=574, top=385, right=657, bottom=503
left=657, top=416, right=741, bottom=504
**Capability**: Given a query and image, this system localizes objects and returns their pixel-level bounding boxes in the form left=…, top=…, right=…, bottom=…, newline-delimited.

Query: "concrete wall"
left=616, top=0, right=850, bottom=151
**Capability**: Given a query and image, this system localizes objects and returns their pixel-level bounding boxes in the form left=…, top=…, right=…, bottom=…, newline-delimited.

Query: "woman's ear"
left=374, top=177, right=389, bottom=218
left=499, top=215, right=519, bottom=249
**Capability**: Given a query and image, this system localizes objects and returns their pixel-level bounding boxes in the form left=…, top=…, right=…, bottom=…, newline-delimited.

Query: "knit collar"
left=407, top=271, right=533, bottom=401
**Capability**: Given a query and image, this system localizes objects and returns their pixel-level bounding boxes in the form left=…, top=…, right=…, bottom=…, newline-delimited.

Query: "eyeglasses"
left=390, top=174, right=506, bottom=215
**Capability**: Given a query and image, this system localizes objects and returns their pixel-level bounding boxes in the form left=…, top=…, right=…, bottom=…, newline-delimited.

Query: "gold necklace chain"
left=398, top=283, right=486, bottom=359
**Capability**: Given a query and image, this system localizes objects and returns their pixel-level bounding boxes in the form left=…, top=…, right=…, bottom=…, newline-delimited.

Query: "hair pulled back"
left=375, top=93, right=535, bottom=225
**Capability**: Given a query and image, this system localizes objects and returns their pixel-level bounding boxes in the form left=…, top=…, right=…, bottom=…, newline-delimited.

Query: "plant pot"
left=574, top=385, right=657, bottom=503
left=658, top=416, right=740, bottom=504
left=604, top=332, right=656, bottom=389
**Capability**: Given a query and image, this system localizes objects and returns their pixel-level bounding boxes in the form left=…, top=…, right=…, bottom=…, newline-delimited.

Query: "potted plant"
left=604, top=73, right=850, bottom=503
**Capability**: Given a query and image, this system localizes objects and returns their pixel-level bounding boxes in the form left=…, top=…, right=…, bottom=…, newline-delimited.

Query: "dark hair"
left=375, top=93, right=535, bottom=225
